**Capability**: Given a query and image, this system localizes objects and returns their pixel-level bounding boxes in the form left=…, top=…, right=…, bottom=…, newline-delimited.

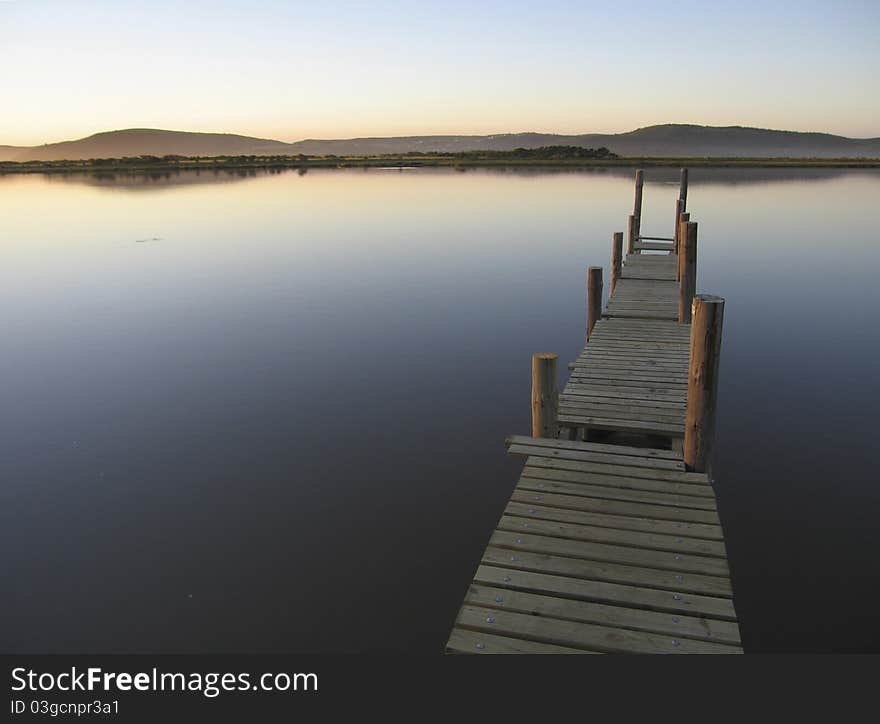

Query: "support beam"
left=531, top=353, right=559, bottom=439
left=678, top=222, right=697, bottom=323
left=684, top=295, right=725, bottom=472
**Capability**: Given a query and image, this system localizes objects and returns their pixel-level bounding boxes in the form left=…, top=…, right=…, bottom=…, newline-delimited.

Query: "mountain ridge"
left=3, top=124, right=879, bottom=162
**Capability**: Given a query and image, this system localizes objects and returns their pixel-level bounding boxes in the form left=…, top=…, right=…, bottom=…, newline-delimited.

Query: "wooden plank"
left=446, top=626, right=591, bottom=654
left=483, top=545, right=731, bottom=598
left=474, top=564, right=738, bottom=620
left=522, top=455, right=709, bottom=486
left=505, top=501, right=724, bottom=541
left=520, top=461, right=712, bottom=498
left=508, top=443, right=709, bottom=483
left=455, top=604, right=739, bottom=654
left=506, top=441, right=685, bottom=471
left=562, top=385, right=687, bottom=403
left=504, top=435, right=682, bottom=461
left=559, top=399, right=685, bottom=422
left=496, top=514, right=726, bottom=557
left=465, top=584, right=741, bottom=646
left=561, top=392, right=686, bottom=411
left=559, top=405, right=685, bottom=427
left=517, top=475, right=716, bottom=512
left=510, top=488, right=720, bottom=524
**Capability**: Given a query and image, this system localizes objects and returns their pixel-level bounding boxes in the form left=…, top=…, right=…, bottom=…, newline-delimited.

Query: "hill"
left=288, top=125, right=880, bottom=158
left=4, top=129, right=294, bottom=162
left=3, top=125, right=879, bottom=161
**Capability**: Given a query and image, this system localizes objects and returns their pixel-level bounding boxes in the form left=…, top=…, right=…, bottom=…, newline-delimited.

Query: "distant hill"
left=2, top=129, right=293, bottom=162
left=288, top=125, right=880, bottom=158
left=3, top=124, right=879, bottom=161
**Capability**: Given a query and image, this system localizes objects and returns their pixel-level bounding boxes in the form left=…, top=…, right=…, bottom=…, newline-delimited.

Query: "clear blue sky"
left=1, top=0, right=877, bottom=145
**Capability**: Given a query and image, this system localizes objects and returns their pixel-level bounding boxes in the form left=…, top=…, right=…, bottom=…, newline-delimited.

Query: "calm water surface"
left=2, top=167, right=878, bottom=652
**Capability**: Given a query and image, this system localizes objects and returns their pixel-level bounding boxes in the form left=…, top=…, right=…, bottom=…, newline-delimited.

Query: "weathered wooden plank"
left=446, top=626, right=591, bottom=654
left=510, top=487, right=720, bottom=524
left=505, top=501, right=724, bottom=541
left=465, top=584, right=741, bottom=646
left=455, top=604, right=739, bottom=654
left=517, top=475, right=716, bottom=512
left=562, top=392, right=686, bottom=411
left=521, top=455, right=709, bottom=486
left=506, top=441, right=685, bottom=471
left=520, top=462, right=711, bottom=498
left=474, top=563, right=737, bottom=620
left=507, top=448, right=709, bottom=484
left=504, top=435, right=682, bottom=461
left=559, top=404, right=685, bottom=427
left=496, top=514, right=726, bottom=557
left=557, top=413, right=680, bottom=435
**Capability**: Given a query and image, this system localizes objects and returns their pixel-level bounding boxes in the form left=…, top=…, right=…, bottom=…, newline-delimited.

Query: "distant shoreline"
left=2, top=155, right=879, bottom=175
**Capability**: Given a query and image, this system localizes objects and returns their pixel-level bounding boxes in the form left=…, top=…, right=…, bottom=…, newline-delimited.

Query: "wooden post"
left=587, top=266, right=603, bottom=339
left=531, top=353, right=559, bottom=439
left=673, top=198, right=684, bottom=253
left=684, top=295, right=725, bottom=472
left=633, top=169, right=644, bottom=219
left=679, top=168, right=689, bottom=212
left=678, top=221, right=697, bottom=323
left=611, top=232, right=623, bottom=294
left=627, top=214, right=638, bottom=254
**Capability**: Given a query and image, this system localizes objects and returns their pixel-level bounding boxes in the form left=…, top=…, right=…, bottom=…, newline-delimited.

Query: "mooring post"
left=684, top=295, right=725, bottom=472
left=587, top=266, right=603, bottom=339
left=531, top=353, right=559, bottom=439
left=611, top=232, right=623, bottom=294
left=678, top=221, right=697, bottom=323
left=679, top=168, right=689, bottom=212
left=673, top=197, right=685, bottom=253
left=633, top=169, right=644, bottom=219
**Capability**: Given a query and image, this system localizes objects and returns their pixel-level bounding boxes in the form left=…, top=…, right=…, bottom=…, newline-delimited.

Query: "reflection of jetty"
left=447, top=169, right=742, bottom=653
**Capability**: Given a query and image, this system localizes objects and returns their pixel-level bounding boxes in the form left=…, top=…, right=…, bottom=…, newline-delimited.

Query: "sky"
left=1, top=0, right=878, bottom=146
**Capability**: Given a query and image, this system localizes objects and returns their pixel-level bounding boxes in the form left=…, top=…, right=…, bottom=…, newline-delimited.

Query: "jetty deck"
left=446, top=169, right=742, bottom=654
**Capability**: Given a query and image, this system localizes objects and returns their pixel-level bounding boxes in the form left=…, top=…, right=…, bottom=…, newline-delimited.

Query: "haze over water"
left=2, top=167, right=879, bottom=652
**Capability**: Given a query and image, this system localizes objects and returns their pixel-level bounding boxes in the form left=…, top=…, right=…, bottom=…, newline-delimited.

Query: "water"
left=1, top=166, right=878, bottom=653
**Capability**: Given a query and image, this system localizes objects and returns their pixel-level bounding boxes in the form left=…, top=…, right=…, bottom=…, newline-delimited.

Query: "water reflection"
left=1, top=167, right=878, bottom=652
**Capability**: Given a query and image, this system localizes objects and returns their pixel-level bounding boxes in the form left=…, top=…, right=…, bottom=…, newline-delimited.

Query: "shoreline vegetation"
left=2, top=145, right=879, bottom=174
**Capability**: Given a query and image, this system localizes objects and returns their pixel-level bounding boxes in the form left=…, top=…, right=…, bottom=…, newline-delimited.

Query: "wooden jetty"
left=446, top=169, right=741, bottom=654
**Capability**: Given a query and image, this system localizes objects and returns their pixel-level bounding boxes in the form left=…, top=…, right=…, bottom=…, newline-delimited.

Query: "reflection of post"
left=684, top=295, right=725, bottom=472
left=678, top=222, right=697, bottom=323
left=679, top=168, right=689, bottom=211
left=587, top=266, right=603, bottom=339
left=611, top=232, right=623, bottom=294
left=531, top=353, right=559, bottom=439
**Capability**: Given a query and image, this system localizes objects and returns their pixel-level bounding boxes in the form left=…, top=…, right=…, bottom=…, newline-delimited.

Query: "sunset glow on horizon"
left=2, top=0, right=878, bottom=146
